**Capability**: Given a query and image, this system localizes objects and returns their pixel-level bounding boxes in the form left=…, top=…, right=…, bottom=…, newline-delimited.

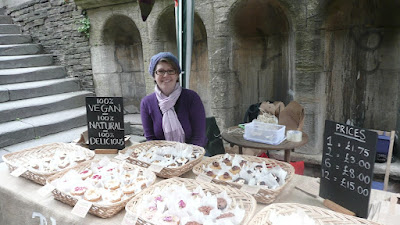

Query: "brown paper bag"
left=278, top=101, right=305, bottom=131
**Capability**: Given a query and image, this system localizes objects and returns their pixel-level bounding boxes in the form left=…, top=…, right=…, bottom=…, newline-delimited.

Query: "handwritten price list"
left=319, top=120, right=377, bottom=218
left=86, top=97, right=125, bottom=150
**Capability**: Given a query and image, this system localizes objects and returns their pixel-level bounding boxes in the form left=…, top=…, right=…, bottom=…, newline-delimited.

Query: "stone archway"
left=324, top=0, right=400, bottom=131
left=190, top=14, right=210, bottom=116
left=230, top=0, right=292, bottom=123
left=155, top=7, right=210, bottom=115
left=92, top=14, right=145, bottom=114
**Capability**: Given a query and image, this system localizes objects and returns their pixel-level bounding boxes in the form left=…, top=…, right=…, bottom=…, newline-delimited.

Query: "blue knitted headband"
left=148, top=52, right=181, bottom=77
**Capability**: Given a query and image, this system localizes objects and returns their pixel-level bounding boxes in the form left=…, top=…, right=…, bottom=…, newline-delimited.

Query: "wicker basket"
left=125, top=177, right=257, bottom=225
left=247, top=203, right=382, bottom=225
left=2, top=142, right=95, bottom=185
left=192, top=154, right=294, bottom=204
left=120, top=140, right=205, bottom=178
left=46, top=159, right=157, bottom=218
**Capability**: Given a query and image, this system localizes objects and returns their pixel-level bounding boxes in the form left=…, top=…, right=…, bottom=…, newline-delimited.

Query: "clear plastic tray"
left=243, top=121, right=286, bottom=145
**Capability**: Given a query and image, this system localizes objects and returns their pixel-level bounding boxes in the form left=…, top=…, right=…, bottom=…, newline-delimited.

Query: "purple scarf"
left=155, top=83, right=185, bottom=143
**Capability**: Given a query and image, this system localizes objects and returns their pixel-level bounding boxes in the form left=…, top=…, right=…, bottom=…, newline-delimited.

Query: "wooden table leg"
left=284, top=149, right=291, bottom=162
left=239, top=146, right=243, bottom=154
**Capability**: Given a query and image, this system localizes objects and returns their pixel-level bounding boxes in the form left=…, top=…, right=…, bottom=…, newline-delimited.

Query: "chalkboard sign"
left=319, top=120, right=377, bottom=218
left=86, top=97, right=125, bottom=150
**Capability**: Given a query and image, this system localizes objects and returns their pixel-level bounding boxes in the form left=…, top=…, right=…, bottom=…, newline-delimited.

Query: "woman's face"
left=154, top=61, right=179, bottom=96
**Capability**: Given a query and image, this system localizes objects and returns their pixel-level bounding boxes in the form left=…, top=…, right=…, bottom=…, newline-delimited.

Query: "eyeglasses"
left=155, top=70, right=176, bottom=76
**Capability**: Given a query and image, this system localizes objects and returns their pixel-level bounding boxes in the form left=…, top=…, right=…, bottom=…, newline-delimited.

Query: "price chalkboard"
left=319, top=120, right=377, bottom=218
left=86, top=97, right=125, bottom=150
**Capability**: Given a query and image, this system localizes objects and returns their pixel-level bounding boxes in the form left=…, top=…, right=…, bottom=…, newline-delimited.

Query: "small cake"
left=152, top=160, right=161, bottom=164
left=239, top=160, right=247, bottom=167
left=79, top=169, right=93, bottom=180
left=58, top=160, right=70, bottom=169
left=136, top=176, right=146, bottom=182
left=122, top=184, right=136, bottom=194
left=178, top=200, right=186, bottom=209
left=84, top=188, right=102, bottom=202
left=218, top=172, right=232, bottom=181
left=217, top=197, right=227, bottom=210
left=91, top=174, right=102, bottom=184
left=222, top=157, right=232, bottom=166
left=198, top=206, right=213, bottom=215
left=144, top=152, right=153, bottom=158
left=122, top=173, right=132, bottom=183
left=229, top=165, right=241, bottom=175
left=107, top=190, right=123, bottom=203
left=167, top=162, right=179, bottom=168
left=140, top=182, right=147, bottom=190
left=177, top=157, right=188, bottom=165
left=185, top=222, right=202, bottom=225
left=255, top=164, right=263, bottom=171
left=206, top=170, right=216, bottom=178
left=105, top=179, right=121, bottom=190
left=257, top=181, right=267, bottom=186
left=71, top=186, right=87, bottom=196
left=190, top=153, right=197, bottom=159
left=216, top=212, right=235, bottom=219
left=234, top=178, right=247, bottom=185
left=211, top=161, right=221, bottom=170
left=164, top=154, right=173, bottom=159
left=59, top=152, right=67, bottom=160
left=74, top=155, right=86, bottom=163
left=28, top=162, right=40, bottom=170
left=133, top=149, right=142, bottom=157
left=162, top=215, right=180, bottom=224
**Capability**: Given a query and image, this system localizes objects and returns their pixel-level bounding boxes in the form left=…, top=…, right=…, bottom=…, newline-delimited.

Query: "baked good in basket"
left=125, top=177, right=257, bottom=225
left=247, top=203, right=381, bottom=225
left=119, top=140, right=205, bottom=178
left=192, top=154, right=294, bottom=204
left=46, top=158, right=156, bottom=218
left=2, top=142, right=95, bottom=185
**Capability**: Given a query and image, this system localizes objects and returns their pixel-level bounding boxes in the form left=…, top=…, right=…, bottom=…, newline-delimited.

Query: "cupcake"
left=107, top=190, right=123, bottom=203
left=218, top=172, right=232, bottom=181
left=79, top=169, right=93, bottom=180
left=198, top=206, right=213, bottom=215
left=217, top=197, right=227, bottom=210
left=84, top=188, right=102, bottom=202
left=206, top=170, right=216, bottom=178
left=71, top=186, right=87, bottom=196
left=211, top=161, right=221, bottom=170
left=216, top=212, right=235, bottom=219
left=105, top=179, right=121, bottom=190
left=222, top=157, right=232, bottom=166
left=122, top=184, right=136, bottom=194
left=229, top=166, right=241, bottom=175
left=234, top=178, right=247, bottom=185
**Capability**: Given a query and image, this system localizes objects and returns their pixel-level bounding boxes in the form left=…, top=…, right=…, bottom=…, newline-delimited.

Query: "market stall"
left=0, top=151, right=393, bottom=225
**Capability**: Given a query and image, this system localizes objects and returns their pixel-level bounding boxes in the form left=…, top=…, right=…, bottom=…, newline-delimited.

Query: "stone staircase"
left=0, top=10, right=92, bottom=149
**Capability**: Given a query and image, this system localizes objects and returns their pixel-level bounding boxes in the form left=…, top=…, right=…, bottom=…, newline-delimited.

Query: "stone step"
left=0, top=91, right=92, bottom=123
left=0, top=16, right=13, bottom=24
left=0, top=106, right=87, bottom=148
left=0, top=78, right=81, bottom=102
left=0, top=8, right=5, bottom=16
left=0, top=34, right=32, bottom=45
left=0, top=44, right=43, bottom=56
left=0, top=66, right=66, bottom=84
left=0, top=126, right=88, bottom=160
left=0, top=54, right=53, bottom=69
left=0, top=24, right=21, bottom=34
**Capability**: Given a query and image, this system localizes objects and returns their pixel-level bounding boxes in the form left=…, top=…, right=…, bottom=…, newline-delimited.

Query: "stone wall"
left=6, top=0, right=93, bottom=91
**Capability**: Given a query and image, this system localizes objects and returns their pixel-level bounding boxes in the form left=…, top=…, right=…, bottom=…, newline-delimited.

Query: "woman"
left=140, top=52, right=207, bottom=147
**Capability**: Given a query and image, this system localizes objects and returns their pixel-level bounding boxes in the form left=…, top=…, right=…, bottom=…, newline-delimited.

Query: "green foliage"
left=78, top=17, right=90, bottom=38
